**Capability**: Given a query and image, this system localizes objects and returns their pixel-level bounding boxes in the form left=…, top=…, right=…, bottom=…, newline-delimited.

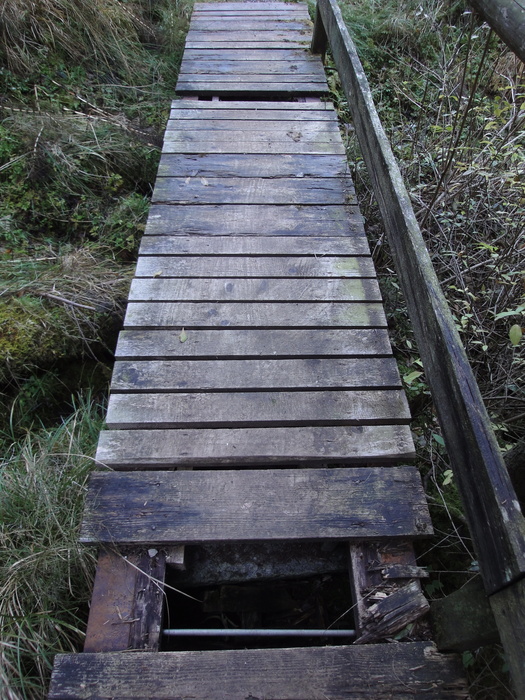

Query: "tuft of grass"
left=0, top=395, right=103, bottom=700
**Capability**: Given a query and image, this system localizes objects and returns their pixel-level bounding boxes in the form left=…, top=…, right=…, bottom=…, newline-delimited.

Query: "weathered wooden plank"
left=128, top=277, right=381, bottom=302
left=178, top=59, right=326, bottom=76
left=123, top=301, right=387, bottom=329
left=144, top=205, right=364, bottom=236
left=165, top=119, right=340, bottom=133
left=80, top=467, right=430, bottom=544
left=182, top=49, right=320, bottom=62
left=49, top=643, right=468, bottom=700
left=185, top=40, right=310, bottom=49
left=84, top=549, right=165, bottom=653
left=96, top=424, right=415, bottom=468
left=468, top=0, right=525, bottom=63
left=138, top=235, right=369, bottom=256
left=134, top=255, right=375, bottom=278
left=162, top=136, right=341, bottom=154
left=169, top=108, right=337, bottom=122
left=115, top=328, right=392, bottom=360
left=105, top=389, right=410, bottom=429
left=176, top=82, right=327, bottom=96
left=489, top=578, right=525, bottom=697
left=111, top=358, right=402, bottom=392
left=157, top=154, right=348, bottom=178
left=177, top=74, right=326, bottom=85
left=193, top=2, right=310, bottom=11
left=152, top=177, right=354, bottom=205
left=188, top=20, right=312, bottom=31
left=171, top=100, right=333, bottom=111
left=315, top=0, right=525, bottom=594
left=184, top=31, right=311, bottom=43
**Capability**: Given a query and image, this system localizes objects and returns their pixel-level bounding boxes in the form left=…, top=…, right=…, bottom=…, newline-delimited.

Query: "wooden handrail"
left=468, top=0, right=525, bottom=64
left=311, top=0, right=525, bottom=694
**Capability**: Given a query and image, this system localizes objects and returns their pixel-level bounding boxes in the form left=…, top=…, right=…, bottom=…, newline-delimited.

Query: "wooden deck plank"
left=163, top=126, right=340, bottom=143
left=152, top=177, right=354, bottom=205
left=138, top=235, right=370, bottom=256
left=184, top=31, right=311, bottom=43
left=115, top=328, right=393, bottom=360
left=80, top=467, right=430, bottom=544
left=105, top=389, right=410, bottom=429
left=144, top=205, right=364, bottom=236
left=182, top=49, right=323, bottom=62
left=169, top=107, right=337, bottom=121
left=134, top=255, right=375, bottom=278
left=123, top=301, right=388, bottom=329
left=128, top=278, right=381, bottom=302
left=178, top=60, right=326, bottom=77
left=171, top=100, right=334, bottom=111
left=177, top=74, right=326, bottom=85
left=184, top=40, right=311, bottom=49
left=111, top=357, right=402, bottom=392
left=165, top=119, right=340, bottom=133
left=96, top=424, right=416, bottom=468
left=162, top=137, right=341, bottom=154
left=157, top=154, right=348, bottom=178
left=50, top=644, right=467, bottom=700
left=188, top=20, right=313, bottom=32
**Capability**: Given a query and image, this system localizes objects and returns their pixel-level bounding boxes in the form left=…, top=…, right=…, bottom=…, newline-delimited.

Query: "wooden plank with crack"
left=79, top=467, right=431, bottom=544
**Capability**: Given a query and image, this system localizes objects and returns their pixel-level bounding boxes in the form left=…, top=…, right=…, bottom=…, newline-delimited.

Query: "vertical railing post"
left=311, top=5, right=328, bottom=57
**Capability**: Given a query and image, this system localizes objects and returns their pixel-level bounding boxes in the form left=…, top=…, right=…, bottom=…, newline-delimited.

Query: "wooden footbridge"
left=49, top=1, right=525, bottom=698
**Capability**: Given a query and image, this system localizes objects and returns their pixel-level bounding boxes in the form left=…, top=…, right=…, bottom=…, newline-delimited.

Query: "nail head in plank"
left=96, top=425, right=416, bottom=468
left=104, top=389, right=410, bottom=429
left=110, top=357, right=402, bottom=393
left=80, top=467, right=431, bottom=544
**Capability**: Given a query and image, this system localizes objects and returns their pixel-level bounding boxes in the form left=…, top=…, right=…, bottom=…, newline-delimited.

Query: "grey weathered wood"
left=157, top=154, right=348, bottom=178
left=468, top=0, right=525, bottom=63
left=165, top=119, right=340, bottom=133
left=169, top=106, right=337, bottom=121
left=152, top=177, right=354, bottom=205
left=177, top=74, right=326, bottom=85
left=111, top=357, right=402, bottom=392
left=163, top=124, right=340, bottom=141
left=178, top=59, right=326, bottom=77
left=138, top=235, right=369, bottom=256
left=489, top=578, right=525, bottom=697
left=80, top=467, right=431, bottom=544
left=193, top=2, right=310, bottom=11
left=96, top=424, right=416, bottom=468
left=185, top=40, right=310, bottom=49
left=128, top=278, right=381, bottom=303
left=84, top=548, right=165, bottom=653
left=183, top=31, right=311, bottom=44
left=144, top=205, right=364, bottom=236
left=105, top=389, right=410, bottom=429
left=182, top=49, right=322, bottom=62
left=162, top=135, right=341, bottom=153
left=315, top=0, right=525, bottom=595
left=124, top=301, right=387, bottom=329
left=134, top=255, right=374, bottom=278
left=49, top=643, right=468, bottom=700
left=188, top=20, right=311, bottom=31
left=115, top=328, right=392, bottom=360
left=171, top=99, right=333, bottom=111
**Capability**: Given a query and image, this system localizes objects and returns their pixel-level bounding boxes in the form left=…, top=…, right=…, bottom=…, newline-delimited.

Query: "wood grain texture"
left=50, top=643, right=468, bottom=699
left=182, top=49, right=324, bottom=63
left=123, top=301, right=388, bottom=329
left=171, top=100, right=334, bottom=111
left=95, top=424, right=416, bottom=468
left=80, top=467, right=431, bottom=544
left=111, top=357, right=402, bottom=392
left=165, top=119, right=340, bottom=133
left=178, top=60, right=325, bottom=76
left=157, top=154, right=349, bottom=178
left=152, top=176, right=354, bottom=205
left=468, top=0, right=525, bottom=63
left=134, top=255, right=375, bottom=278
left=138, top=235, right=370, bottom=256
left=127, top=277, right=381, bottom=302
left=162, top=133, right=341, bottom=153
left=114, top=328, right=393, bottom=360
left=104, top=389, right=410, bottom=429
left=144, top=205, right=364, bottom=236
left=316, top=0, right=525, bottom=593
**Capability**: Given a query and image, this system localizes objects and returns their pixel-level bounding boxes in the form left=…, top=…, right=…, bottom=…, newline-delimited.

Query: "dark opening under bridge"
left=48, top=1, right=525, bottom=698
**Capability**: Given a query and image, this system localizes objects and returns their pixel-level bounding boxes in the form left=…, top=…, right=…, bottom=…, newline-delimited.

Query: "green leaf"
left=179, top=328, right=188, bottom=343
left=510, top=324, right=523, bottom=346
left=403, top=370, right=423, bottom=385
left=432, top=433, right=445, bottom=447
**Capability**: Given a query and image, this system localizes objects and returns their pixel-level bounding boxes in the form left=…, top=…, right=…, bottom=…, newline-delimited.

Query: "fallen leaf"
left=179, top=328, right=188, bottom=343
left=510, top=324, right=523, bottom=346
left=153, top=270, right=162, bottom=278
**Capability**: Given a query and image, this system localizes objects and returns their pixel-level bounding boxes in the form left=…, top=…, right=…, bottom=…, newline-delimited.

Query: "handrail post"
left=311, top=6, right=328, bottom=57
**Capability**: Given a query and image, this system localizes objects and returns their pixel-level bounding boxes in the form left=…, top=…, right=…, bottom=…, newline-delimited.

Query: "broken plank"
left=80, top=467, right=431, bottom=545
left=127, top=277, right=381, bottom=302
left=110, top=357, right=402, bottom=392
left=157, top=153, right=349, bottom=178
left=123, top=301, right=388, bottom=329
left=144, top=205, right=364, bottom=236
left=104, top=389, right=411, bottom=429
left=134, top=255, right=375, bottom=278
left=152, top=176, right=354, bottom=205
left=96, top=425, right=416, bottom=468
left=114, top=328, right=393, bottom=360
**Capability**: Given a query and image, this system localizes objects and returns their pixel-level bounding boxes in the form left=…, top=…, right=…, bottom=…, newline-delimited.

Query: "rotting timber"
left=48, top=3, right=485, bottom=698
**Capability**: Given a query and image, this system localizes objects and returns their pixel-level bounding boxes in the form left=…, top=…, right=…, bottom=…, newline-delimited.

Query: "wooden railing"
left=311, top=0, right=525, bottom=695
